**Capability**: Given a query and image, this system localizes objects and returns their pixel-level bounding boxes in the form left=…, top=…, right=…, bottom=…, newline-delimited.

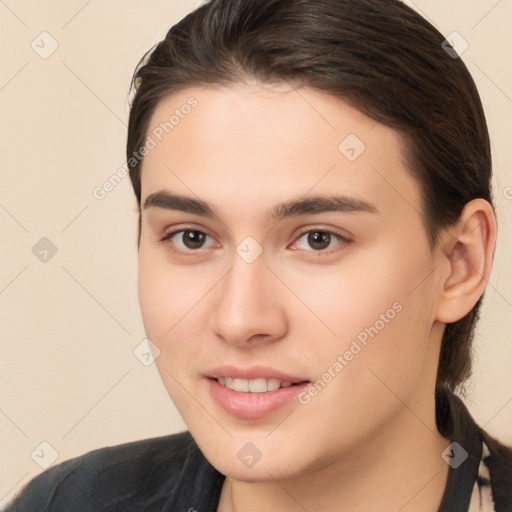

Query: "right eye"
left=159, top=229, right=217, bottom=254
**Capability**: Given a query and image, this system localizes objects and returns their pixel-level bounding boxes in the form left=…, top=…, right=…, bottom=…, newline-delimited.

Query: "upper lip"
left=205, top=365, right=309, bottom=383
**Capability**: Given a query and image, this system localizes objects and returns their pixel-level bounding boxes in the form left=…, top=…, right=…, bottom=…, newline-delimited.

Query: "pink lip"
left=205, top=365, right=307, bottom=383
left=205, top=365, right=310, bottom=419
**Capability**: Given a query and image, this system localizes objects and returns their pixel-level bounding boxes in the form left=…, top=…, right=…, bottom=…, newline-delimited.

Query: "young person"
left=6, top=0, right=512, bottom=510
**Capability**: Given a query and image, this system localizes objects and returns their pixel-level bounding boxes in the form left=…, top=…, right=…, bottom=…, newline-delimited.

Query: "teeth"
left=217, top=377, right=295, bottom=392
left=233, top=378, right=249, bottom=392
left=249, top=378, right=267, bottom=393
left=267, top=378, right=281, bottom=391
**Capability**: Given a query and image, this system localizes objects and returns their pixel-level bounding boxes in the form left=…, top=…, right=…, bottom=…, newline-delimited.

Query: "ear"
left=434, top=198, right=496, bottom=323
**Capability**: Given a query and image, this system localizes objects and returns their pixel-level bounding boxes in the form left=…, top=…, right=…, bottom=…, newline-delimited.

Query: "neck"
left=218, top=391, right=451, bottom=512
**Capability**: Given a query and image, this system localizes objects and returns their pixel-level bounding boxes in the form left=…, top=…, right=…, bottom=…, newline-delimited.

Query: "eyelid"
left=158, top=224, right=353, bottom=255
left=159, top=222, right=214, bottom=240
left=289, top=228, right=352, bottom=253
left=158, top=225, right=218, bottom=255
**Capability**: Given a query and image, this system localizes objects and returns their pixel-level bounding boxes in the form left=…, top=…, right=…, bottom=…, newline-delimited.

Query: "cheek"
left=289, top=239, right=435, bottom=386
left=137, top=253, right=172, bottom=337
left=137, top=247, right=216, bottom=378
left=137, top=252, right=201, bottom=410
left=137, top=247, right=204, bottom=338
left=284, top=243, right=416, bottom=338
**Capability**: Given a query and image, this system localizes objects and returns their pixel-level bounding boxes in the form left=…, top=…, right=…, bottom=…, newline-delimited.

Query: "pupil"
left=308, top=231, right=330, bottom=250
left=184, top=231, right=205, bottom=249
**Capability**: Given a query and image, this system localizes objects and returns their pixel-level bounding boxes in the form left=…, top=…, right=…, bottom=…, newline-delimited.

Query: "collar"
left=437, top=389, right=484, bottom=511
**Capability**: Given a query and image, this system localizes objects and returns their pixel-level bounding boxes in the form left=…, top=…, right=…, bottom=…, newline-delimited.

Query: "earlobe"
left=434, top=199, right=496, bottom=324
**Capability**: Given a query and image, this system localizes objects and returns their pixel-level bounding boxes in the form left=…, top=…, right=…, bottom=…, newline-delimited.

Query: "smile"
left=216, top=377, right=294, bottom=392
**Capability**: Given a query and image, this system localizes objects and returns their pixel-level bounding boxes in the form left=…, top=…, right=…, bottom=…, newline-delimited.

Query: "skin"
left=137, top=82, right=496, bottom=511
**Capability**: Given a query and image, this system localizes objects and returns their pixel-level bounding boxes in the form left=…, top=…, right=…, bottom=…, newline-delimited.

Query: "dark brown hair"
left=126, top=0, right=495, bottom=397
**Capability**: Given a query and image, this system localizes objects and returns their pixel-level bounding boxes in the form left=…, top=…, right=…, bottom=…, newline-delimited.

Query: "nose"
left=212, top=252, right=289, bottom=347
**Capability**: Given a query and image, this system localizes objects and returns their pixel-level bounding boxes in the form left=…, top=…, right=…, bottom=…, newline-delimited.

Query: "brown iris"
left=307, top=231, right=331, bottom=250
left=182, top=230, right=207, bottom=249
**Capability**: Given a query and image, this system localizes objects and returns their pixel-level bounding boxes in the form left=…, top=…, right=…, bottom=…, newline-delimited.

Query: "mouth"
left=205, top=366, right=310, bottom=419
left=215, top=377, right=297, bottom=393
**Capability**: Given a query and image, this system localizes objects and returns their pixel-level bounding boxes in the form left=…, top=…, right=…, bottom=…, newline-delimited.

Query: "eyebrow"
left=143, top=190, right=378, bottom=222
left=144, top=191, right=218, bottom=218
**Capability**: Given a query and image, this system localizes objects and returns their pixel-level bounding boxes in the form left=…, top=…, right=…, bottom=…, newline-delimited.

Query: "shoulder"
left=437, top=389, right=512, bottom=511
left=6, top=431, right=220, bottom=511
left=480, top=430, right=512, bottom=510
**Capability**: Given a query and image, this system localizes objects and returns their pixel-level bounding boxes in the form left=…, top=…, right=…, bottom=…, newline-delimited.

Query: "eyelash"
left=159, top=228, right=217, bottom=256
left=291, top=229, right=352, bottom=254
left=159, top=227, right=352, bottom=256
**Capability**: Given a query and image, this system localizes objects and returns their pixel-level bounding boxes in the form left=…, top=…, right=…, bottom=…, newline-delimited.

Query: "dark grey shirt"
left=5, top=392, right=512, bottom=511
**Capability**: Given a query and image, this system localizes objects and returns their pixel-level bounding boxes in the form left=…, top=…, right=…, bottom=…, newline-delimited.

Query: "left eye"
left=161, top=229, right=216, bottom=251
left=292, top=230, right=348, bottom=251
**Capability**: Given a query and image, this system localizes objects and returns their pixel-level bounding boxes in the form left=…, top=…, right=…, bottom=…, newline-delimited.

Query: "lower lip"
left=207, top=378, right=309, bottom=419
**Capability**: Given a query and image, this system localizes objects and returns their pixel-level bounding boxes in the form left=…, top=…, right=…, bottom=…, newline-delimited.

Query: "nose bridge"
left=221, top=253, right=271, bottom=322
left=213, top=249, right=287, bottom=345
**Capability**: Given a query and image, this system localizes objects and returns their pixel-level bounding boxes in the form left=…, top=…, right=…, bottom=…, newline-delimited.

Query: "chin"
left=211, top=454, right=302, bottom=482
left=191, top=428, right=316, bottom=482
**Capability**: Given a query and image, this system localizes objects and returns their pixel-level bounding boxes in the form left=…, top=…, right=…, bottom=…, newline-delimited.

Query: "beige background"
left=0, top=0, right=511, bottom=506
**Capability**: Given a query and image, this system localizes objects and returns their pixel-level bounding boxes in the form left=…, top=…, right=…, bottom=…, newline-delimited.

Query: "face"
left=137, top=82, right=444, bottom=481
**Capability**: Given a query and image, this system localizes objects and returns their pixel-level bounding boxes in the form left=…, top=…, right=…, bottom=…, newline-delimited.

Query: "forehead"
left=140, top=83, right=422, bottom=224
